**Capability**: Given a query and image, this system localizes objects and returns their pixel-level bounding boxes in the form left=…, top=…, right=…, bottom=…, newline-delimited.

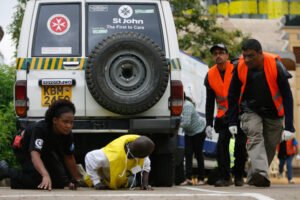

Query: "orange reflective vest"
left=277, top=139, right=297, bottom=156
left=207, top=61, right=234, bottom=118
left=237, top=52, right=284, bottom=117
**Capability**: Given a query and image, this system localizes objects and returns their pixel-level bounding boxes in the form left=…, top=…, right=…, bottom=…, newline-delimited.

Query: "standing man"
left=205, top=44, right=247, bottom=187
left=228, top=39, right=295, bottom=187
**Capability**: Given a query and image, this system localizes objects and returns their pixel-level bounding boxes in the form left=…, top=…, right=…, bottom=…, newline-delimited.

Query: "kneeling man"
left=84, top=135, right=155, bottom=190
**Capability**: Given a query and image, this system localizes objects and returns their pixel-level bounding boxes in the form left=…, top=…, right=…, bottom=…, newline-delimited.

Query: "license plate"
left=42, top=85, right=72, bottom=107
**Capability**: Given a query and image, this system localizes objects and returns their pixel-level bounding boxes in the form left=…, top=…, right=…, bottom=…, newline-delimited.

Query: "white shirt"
left=85, top=149, right=151, bottom=186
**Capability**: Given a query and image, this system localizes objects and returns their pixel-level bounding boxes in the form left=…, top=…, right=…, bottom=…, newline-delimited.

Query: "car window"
left=32, top=3, right=81, bottom=57
left=87, top=3, right=164, bottom=54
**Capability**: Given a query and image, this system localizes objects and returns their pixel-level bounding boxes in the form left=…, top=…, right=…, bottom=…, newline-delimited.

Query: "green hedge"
left=0, top=65, right=17, bottom=166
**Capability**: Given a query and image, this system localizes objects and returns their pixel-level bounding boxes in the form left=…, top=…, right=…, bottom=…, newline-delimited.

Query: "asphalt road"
left=0, top=184, right=299, bottom=200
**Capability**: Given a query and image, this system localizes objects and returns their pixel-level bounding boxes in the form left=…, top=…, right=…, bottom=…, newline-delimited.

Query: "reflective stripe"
left=30, top=58, right=37, bottom=70
left=50, top=58, right=57, bottom=70
left=58, top=58, right=63, bottom=70
left=44, top=58, right=50, bottom=70
left=37, top=57, right=43, bottom=70
left=17, top=58, right=25, bottom=70
left=273, top=91, right=281, bottom=101
left=278, top=104, right=284, bottom=112
left=217, top=104, right=227, bottom=111
left=16, top=57, right=87, bottom=70
left=216, top=96, right=228, bottom=101
left=79, top=58, right=85, bottom=70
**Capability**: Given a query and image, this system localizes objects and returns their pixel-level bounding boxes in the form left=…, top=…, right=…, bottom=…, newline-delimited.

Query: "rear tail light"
left=15, top=80, right=27, bottom=117
left=171, top=80, right=184, bottom=116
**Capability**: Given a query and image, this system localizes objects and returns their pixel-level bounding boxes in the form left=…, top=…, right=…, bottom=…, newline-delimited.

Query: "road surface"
left=0, top=183, right=299, bottom=200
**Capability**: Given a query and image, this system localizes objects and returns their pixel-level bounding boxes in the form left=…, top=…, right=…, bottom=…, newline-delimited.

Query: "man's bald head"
left=129, top=136, right=155, bottom=158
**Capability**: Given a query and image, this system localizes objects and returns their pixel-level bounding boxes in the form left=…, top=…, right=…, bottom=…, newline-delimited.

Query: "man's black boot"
left=234, top=177, right=244, bottom=186
left=252, top=173, right=270, bottom=187
left=214, top=179, right=232, bottom=187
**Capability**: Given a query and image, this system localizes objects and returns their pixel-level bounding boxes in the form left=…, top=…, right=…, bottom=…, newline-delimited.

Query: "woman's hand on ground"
left=38, top=175, right=52, bottom=191
left=94, top=182, right=107, bottom=190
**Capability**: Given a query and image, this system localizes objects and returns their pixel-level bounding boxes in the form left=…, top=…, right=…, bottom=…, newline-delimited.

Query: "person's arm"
left=28, top=126, right=52, bottom=190
left=63, top=134, right=81, bottom=189
left=141, top=157, right=152, bottom=190
left=85, top=149, right=108, bottom=189
left=64, top=154, right=81, bottom=189
left=204, top=74, right=215, bottom=127
left=31, top=150, right=52, bottom=190
left=276, top=61, right=295, bottom=132
left=228, top=66, right=242, bottom=126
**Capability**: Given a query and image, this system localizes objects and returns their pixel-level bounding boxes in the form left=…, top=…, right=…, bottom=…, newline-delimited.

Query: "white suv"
left=15, top=0, right=183, bottom=186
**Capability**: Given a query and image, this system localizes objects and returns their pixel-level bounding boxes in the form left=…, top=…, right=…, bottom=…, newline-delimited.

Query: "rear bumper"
left=17, top=117, right=181, bottom=134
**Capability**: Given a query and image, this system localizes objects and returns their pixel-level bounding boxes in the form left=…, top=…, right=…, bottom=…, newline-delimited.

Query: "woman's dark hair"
left=45, top=100, right=76, bottom=126
left=241, top=39, right=262, bottom=53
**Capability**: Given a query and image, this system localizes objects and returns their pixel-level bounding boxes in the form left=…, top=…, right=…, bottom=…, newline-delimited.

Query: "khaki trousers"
left=240, top=112, right=283, bottom=182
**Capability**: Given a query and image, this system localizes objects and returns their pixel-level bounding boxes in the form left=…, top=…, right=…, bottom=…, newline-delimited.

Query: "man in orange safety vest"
left=227, top=39, right=295, bottom=187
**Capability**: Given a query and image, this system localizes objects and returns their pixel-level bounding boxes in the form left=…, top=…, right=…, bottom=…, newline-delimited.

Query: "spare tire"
left=86, top=32, right=169, bottom=115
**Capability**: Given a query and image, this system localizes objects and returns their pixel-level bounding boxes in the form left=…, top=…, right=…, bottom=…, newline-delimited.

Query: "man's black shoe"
left=234, top=177, right=244, bottom=186
left=0, top=160, right=9, bottom=180
left=214, top=179, right=232, bottom=187
left=252, top=173, right=270, bottom=187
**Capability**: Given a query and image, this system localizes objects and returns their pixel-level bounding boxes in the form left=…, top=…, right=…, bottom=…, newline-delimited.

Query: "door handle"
left=63, top=61, right=80, bottom=70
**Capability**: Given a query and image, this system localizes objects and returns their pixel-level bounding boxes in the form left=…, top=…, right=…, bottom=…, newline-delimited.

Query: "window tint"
left=87, top=4, right=164, bottom=54
left=32, top=4, right=81, bottom=57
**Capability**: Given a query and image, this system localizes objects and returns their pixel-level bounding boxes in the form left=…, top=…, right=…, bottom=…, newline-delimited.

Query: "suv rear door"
left=26, top=1, right=85, bottom=117
left=85, top=0, right=171, bottom=116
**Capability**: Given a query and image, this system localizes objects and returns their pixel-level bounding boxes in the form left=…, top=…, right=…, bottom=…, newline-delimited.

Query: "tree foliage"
left=8, top=0, right=27, bottom=51
left=171, top=0, right=247, bottom=66
left=0, top=65, right=17, bottom=165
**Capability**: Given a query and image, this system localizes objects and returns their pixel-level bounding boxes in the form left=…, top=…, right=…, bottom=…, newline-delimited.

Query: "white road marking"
left=0, top=192, right=275, bottom=200
left=180, top=186, right=275, bottom=200
left=0, top=186, right=275, bottom=200
left=0, top=193, right=271, bottom=198
left=180, top=186, right=231, bottom=194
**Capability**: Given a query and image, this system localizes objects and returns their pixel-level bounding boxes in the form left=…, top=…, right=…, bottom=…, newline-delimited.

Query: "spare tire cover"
left=86, top=32, right=169, bottom=115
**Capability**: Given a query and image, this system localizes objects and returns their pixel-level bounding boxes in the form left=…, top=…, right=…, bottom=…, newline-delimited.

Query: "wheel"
left=148, top=134, right=177, bottom=187
left=150, top=153, right=175, bottom=187
left=174, top=148, right=185, bottom=185
left=86, top=32, right=169, bottom=115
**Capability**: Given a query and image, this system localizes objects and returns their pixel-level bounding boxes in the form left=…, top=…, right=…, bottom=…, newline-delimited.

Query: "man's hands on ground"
left=140, top=185, right=153, bottom=190
left=68, top=182, right=77, bottom=190
left=94, top=182, right=108, bottom=190
left=68, top=179, right=82, bottom=190
left=38, top=175, right=52, bottom=191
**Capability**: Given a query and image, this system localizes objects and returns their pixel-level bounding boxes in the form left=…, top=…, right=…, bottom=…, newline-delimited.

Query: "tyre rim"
left=105, top=51, right=151, bottom=95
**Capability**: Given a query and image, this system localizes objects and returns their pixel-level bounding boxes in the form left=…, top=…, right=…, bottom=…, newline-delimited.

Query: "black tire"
left=86, top=32, right=169, bottom=115
left=150, top=153, right=175, bottom=187
left=174, top=147, right=185, bottom=185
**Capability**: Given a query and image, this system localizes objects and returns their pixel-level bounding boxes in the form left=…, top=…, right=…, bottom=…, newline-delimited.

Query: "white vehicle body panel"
left=17, top=0, right=180, bottom=118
